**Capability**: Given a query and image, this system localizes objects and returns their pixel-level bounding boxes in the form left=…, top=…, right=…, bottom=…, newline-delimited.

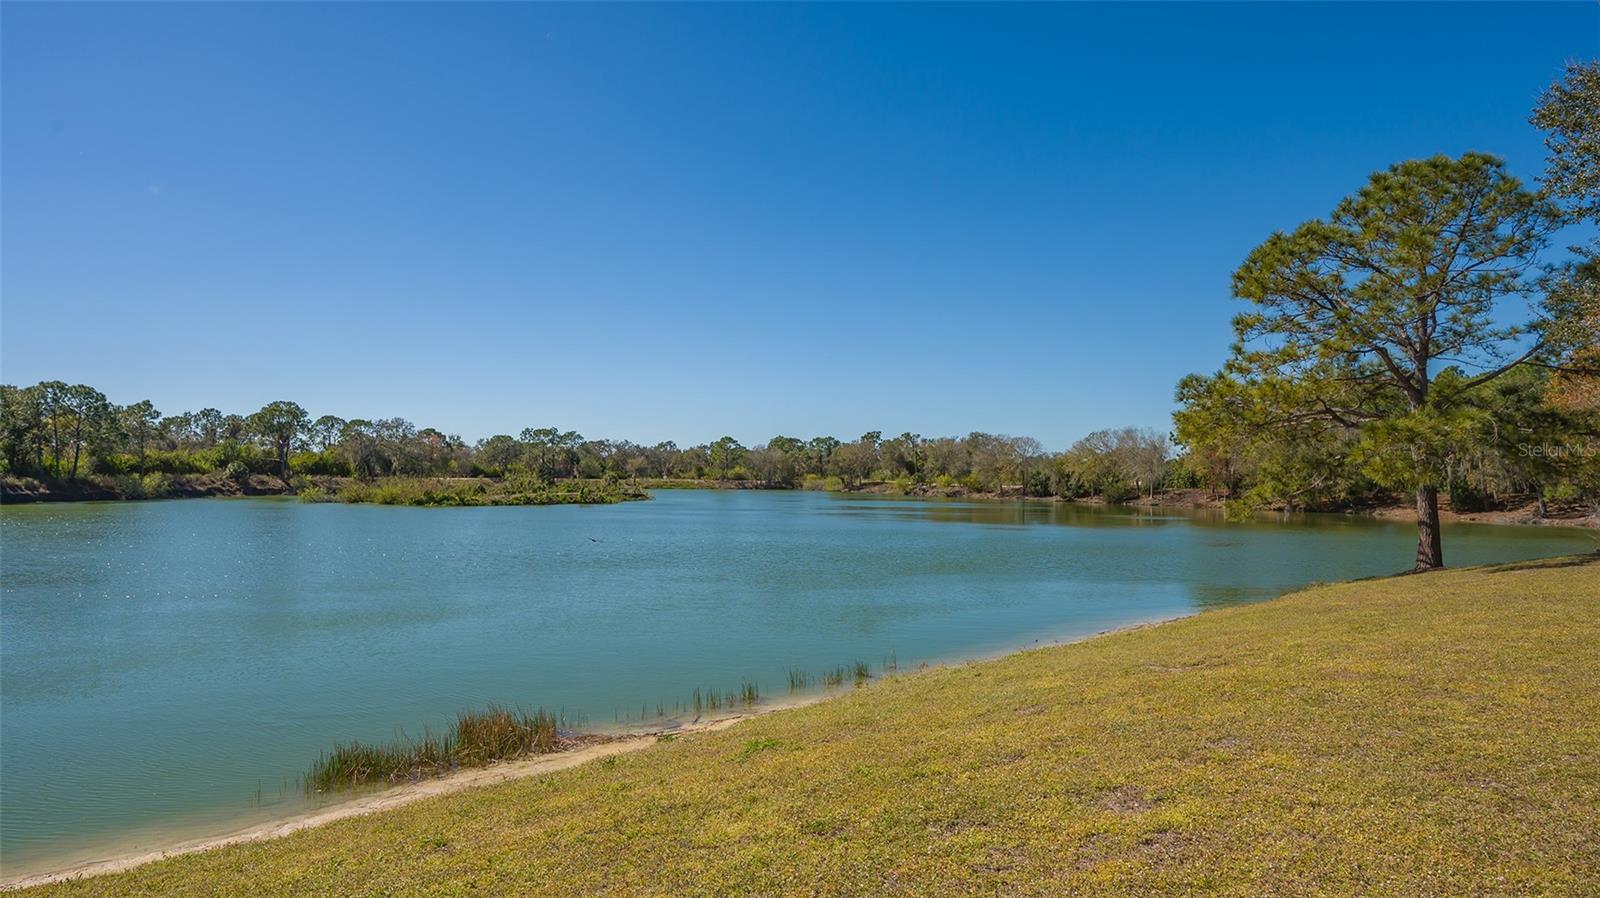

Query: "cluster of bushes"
left=91, top=443, right=281, bottom=478
left=298, top=476, right=647, bottom=507
left=1177, top=364, right=1600, bottom=518
left=106, top=473, right=176, bottom=500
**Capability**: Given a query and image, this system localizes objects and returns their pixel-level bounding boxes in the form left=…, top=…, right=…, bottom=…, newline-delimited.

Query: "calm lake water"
left=1, top=490, right=1593, bottom=875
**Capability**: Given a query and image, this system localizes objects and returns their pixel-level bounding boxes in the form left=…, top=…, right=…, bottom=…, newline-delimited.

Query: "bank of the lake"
left=0, top=472, right=293, bottom=503
left=2, top=491, right=1594, bottom=881
left=0, top=474, right=646, bottom=507
left=16, top=556, right=1598, bottom=896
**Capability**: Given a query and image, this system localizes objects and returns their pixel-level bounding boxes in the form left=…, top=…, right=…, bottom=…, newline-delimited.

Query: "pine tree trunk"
left=1414, top=484, right=1444, bottom=571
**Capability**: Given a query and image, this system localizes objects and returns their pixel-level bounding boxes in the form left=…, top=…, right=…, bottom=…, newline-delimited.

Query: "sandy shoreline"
left=0, top=696, right=851, bottom=891
left=0, top=714, right=744, bottom=889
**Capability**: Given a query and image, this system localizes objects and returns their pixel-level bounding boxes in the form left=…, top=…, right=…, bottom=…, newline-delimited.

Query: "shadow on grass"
left=1483, top=553, right=1600, bottom=575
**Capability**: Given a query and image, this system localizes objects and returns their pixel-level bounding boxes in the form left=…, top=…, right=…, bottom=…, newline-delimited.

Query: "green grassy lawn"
left=27, top=557, right=1599, bottom=896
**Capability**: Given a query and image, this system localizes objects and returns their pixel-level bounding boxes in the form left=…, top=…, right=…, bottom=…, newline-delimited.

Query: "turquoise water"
left=1, top=490, right=1593, bottom=875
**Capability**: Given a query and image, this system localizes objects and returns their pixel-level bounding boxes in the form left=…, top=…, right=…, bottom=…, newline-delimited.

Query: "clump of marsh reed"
left=305, top=704, right=563, bottom=794
left=792, top=655, right=899, bottom=693
left=687, top=680, right=761, bottom=717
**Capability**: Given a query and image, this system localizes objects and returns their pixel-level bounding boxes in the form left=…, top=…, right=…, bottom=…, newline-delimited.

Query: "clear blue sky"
left=3, top=3, right=1595, bottom=449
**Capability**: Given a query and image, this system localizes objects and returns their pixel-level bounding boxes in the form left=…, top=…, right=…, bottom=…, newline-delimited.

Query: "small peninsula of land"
left=15, top=555, right=1598, bottom=896
left=298, top=475, right=647, bottom=507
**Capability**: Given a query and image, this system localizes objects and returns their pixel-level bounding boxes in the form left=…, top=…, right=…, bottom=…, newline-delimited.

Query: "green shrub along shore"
left=19, top=556, right=1598, bottom=896
left=298, top=475, right=647, bottom=507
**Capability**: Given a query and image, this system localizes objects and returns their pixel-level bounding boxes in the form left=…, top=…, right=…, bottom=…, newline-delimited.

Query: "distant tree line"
left=0, top=384, right=1185, bottom=503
